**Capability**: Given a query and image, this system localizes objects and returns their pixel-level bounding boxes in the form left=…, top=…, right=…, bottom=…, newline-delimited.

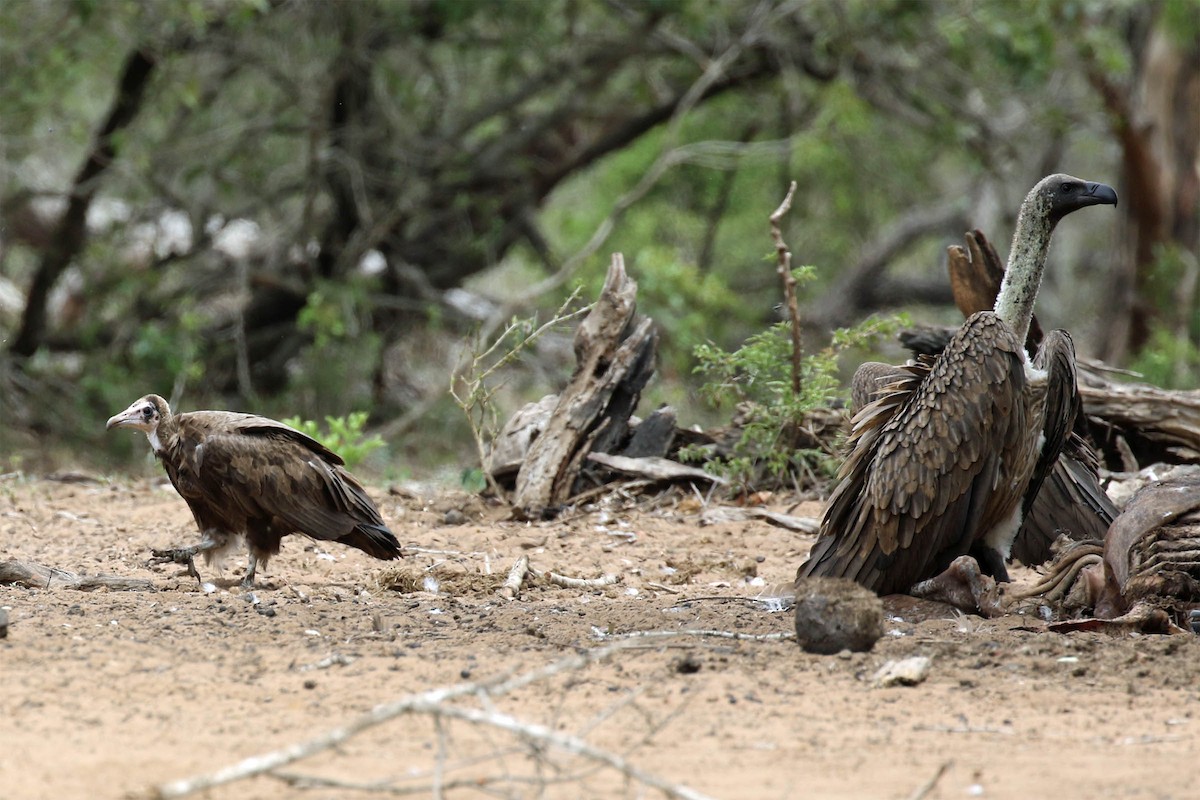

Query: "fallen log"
left=0, top=560, right=154, bottom=591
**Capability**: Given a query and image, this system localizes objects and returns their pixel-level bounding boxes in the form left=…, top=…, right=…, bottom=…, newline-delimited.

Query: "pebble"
left=872, top=656, right=932, bottom=687
left=0, top=608, right=8, bottom=639
left=793, top=577, right=884, bottom=654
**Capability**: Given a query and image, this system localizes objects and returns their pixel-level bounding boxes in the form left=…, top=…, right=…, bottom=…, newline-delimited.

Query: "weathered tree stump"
left=512, top=253, right=658, bottom=518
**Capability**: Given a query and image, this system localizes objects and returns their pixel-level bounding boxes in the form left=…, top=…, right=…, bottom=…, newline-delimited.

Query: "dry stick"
left=600, top=629, right=796, bottom=642
left=908, top=759, right=953, bottom=800
left=153, top=641, right=702, bottom=800
left=769, top=180, right=802, bottom=395
left=414, top=704, right=714, bottom=800
left=499, top=555, right=529, bottom=600
left=528, top=566, right=622, bottom=590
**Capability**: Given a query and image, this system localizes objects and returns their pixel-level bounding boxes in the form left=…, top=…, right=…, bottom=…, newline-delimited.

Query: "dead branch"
left=153, top=641, right=711, bottom=800
left=770, top=180, right=803, bottom=395
left=908, top=759, right=954, bottom=800
left=586, top=452, right=727, bottom=485
left=0, top=560, right=154, bottom=591
left=528, top=566, right=622, bottom=590
left=499, top=555, right=529, bottom=600
left=698, top=505, right=819, bottom=533
left=597, top=629, right=796, bottom=643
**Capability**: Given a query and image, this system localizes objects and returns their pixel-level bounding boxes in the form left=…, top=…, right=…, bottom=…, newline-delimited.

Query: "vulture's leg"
left=970, top=544, right=1010, bottom=583
left=147, top=529, right=225, bottom=585
left=241, top=553, right=260, bottom=589
left=910, top=556, right=1003, bottom=618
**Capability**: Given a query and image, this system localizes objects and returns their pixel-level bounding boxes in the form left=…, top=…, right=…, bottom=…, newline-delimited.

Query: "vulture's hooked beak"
left=1084, top=181, right=1118, bottom=208
left=106, top=402, right=150, bottom=432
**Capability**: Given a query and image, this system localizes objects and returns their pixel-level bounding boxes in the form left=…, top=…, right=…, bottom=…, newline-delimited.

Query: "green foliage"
left=688, top=266, right=906, bottom=489
left=1127, top=326, right=1200, bottom=390
left=451, top=292, right=588, bottom=495
left=280, top=412, right=385, bottom=470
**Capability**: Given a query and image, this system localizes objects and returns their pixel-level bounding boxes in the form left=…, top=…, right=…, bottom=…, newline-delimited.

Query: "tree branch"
left=10, top=47, right=158, bottom=357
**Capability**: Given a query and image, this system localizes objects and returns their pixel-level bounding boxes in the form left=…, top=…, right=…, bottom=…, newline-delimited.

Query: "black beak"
left=1084, top=181, right=1118, bottom=208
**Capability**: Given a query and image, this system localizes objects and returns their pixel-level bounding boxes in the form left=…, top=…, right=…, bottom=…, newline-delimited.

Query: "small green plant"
left=450, top=289, right=588, bottom=496
left=281, top=412, right=386, bottom=469
left=686, top=266, right=905, bottom=491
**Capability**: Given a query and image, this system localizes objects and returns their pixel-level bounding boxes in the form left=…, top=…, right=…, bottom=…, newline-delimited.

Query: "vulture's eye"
left=142, top=406, right=154, bottom=419
left=1062, top=183, right=1077, bottom=193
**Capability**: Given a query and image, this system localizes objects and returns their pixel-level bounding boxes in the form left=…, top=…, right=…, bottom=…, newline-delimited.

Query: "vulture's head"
left=1034, top=174, right=1118, bottom=224
left=106, top=394, right=172, bottom=451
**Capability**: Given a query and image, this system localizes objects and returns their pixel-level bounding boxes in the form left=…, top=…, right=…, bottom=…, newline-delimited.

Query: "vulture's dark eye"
left=1063, top=183, right=1077, bottom=193
left=142, top=406, right=154, bottom=419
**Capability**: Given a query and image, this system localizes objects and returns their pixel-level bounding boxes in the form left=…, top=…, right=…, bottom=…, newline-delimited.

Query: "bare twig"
left=908, top=759, right=953, bottom=800
left=597, top=628, right=796, bottom=642
left=153, top=641, right=709, bottom=800
left=528, top=566, right=622, bottom=590
left=769, top=180, right=802, bottom=395
left=448, top=290, right=589, bottom=497
left=499, top=555, right=529, bottom=600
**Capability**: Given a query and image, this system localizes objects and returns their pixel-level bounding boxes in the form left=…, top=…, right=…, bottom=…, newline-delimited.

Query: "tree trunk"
left=9, top=48, right=158, bottom=357
left=1091, top=13, right=1200, bottom=363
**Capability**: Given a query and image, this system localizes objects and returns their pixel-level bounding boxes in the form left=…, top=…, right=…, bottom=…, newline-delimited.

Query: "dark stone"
left=0, top=608, right=7, bottom=639
left=793, top=576, right=884, bottom=654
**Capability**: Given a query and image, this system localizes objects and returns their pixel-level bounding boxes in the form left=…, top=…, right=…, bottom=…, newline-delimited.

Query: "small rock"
left=0, top=608, right=8, bottom=639
left=872, top=656, right=932, bottom=687
left=793, top=577, right=884, bottom=654
left=673, top=653, right=702, bottom=674
left=443, top=508, right=467, bottom=525
left=255, top=605, right=277, bottom=618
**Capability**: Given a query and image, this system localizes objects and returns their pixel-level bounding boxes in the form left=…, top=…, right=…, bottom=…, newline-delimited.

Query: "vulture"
left=797, top=174, right=1118, bottom=600
left=107, top=394, right=401, bottom=587
left=862, top=230, right=1118, bottom=567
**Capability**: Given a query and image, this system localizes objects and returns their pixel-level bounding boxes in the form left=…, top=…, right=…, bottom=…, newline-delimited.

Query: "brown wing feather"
left=799, top=312, right=1029, bottom=594
left=1009, top=331, right=1115, bottom=564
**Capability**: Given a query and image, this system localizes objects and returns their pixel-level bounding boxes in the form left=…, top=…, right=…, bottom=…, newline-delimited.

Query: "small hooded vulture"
left=107, top=394, right=401, bottom=586
left=797, top=174, right=1118, bottom=600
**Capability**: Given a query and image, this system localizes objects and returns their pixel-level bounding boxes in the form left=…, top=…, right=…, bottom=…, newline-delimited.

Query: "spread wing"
left=799, top=312, right=1028, bottom=595
left=171, top=412, right=398, bottom=559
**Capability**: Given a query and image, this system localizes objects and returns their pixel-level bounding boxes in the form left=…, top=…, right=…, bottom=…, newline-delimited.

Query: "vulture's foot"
left=910, top=556, right=1002, bottom=618
left=148, top=546, right=202, bottom=584
left=238, top=554, right=260, bottom=589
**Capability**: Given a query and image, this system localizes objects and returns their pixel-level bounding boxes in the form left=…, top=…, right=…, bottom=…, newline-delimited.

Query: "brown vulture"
left=855, top=231, right=1117, bottom=568
left=797, top=174, right=1118, bottom=601
left=107, top=394, right=401, bottom=587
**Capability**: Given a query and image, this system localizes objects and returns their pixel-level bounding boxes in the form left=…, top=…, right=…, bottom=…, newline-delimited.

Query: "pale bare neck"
left=993, top=197, right=1054, bottom=347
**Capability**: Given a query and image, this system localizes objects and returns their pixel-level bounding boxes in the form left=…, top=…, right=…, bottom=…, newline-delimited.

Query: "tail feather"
left=341, top=522, right=403, bottom=561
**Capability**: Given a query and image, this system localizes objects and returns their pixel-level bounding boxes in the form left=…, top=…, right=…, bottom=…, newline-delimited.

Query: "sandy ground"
left=2, top=474, right=1198, bottom=800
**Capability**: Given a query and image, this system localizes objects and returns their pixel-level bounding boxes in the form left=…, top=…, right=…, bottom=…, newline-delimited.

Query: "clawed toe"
left=147, top=547, right=201, bottom=582
left=911, top=555, right=1003, bottom=617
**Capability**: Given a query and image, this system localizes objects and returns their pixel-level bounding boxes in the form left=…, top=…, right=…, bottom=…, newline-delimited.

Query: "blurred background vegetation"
left=1, top=0, right=1197, bottom=481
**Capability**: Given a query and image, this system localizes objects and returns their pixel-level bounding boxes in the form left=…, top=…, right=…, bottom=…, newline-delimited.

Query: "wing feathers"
left=799, top=312, right=1029, bottom=594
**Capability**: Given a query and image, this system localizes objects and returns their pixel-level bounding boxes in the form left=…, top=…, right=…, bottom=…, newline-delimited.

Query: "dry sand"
left=1, top=476, right=1196, bottom=799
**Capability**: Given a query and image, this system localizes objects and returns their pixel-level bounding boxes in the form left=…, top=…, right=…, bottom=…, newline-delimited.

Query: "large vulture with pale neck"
left=798, top=174, right=1117, bottom=599
left=107, top=394, right=401, bottom=586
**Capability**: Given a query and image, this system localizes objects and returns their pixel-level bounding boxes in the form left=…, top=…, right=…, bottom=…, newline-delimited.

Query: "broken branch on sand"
left=152, top=642, right=712, bottom=800
left=0, top=560, right=154, bottom=591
